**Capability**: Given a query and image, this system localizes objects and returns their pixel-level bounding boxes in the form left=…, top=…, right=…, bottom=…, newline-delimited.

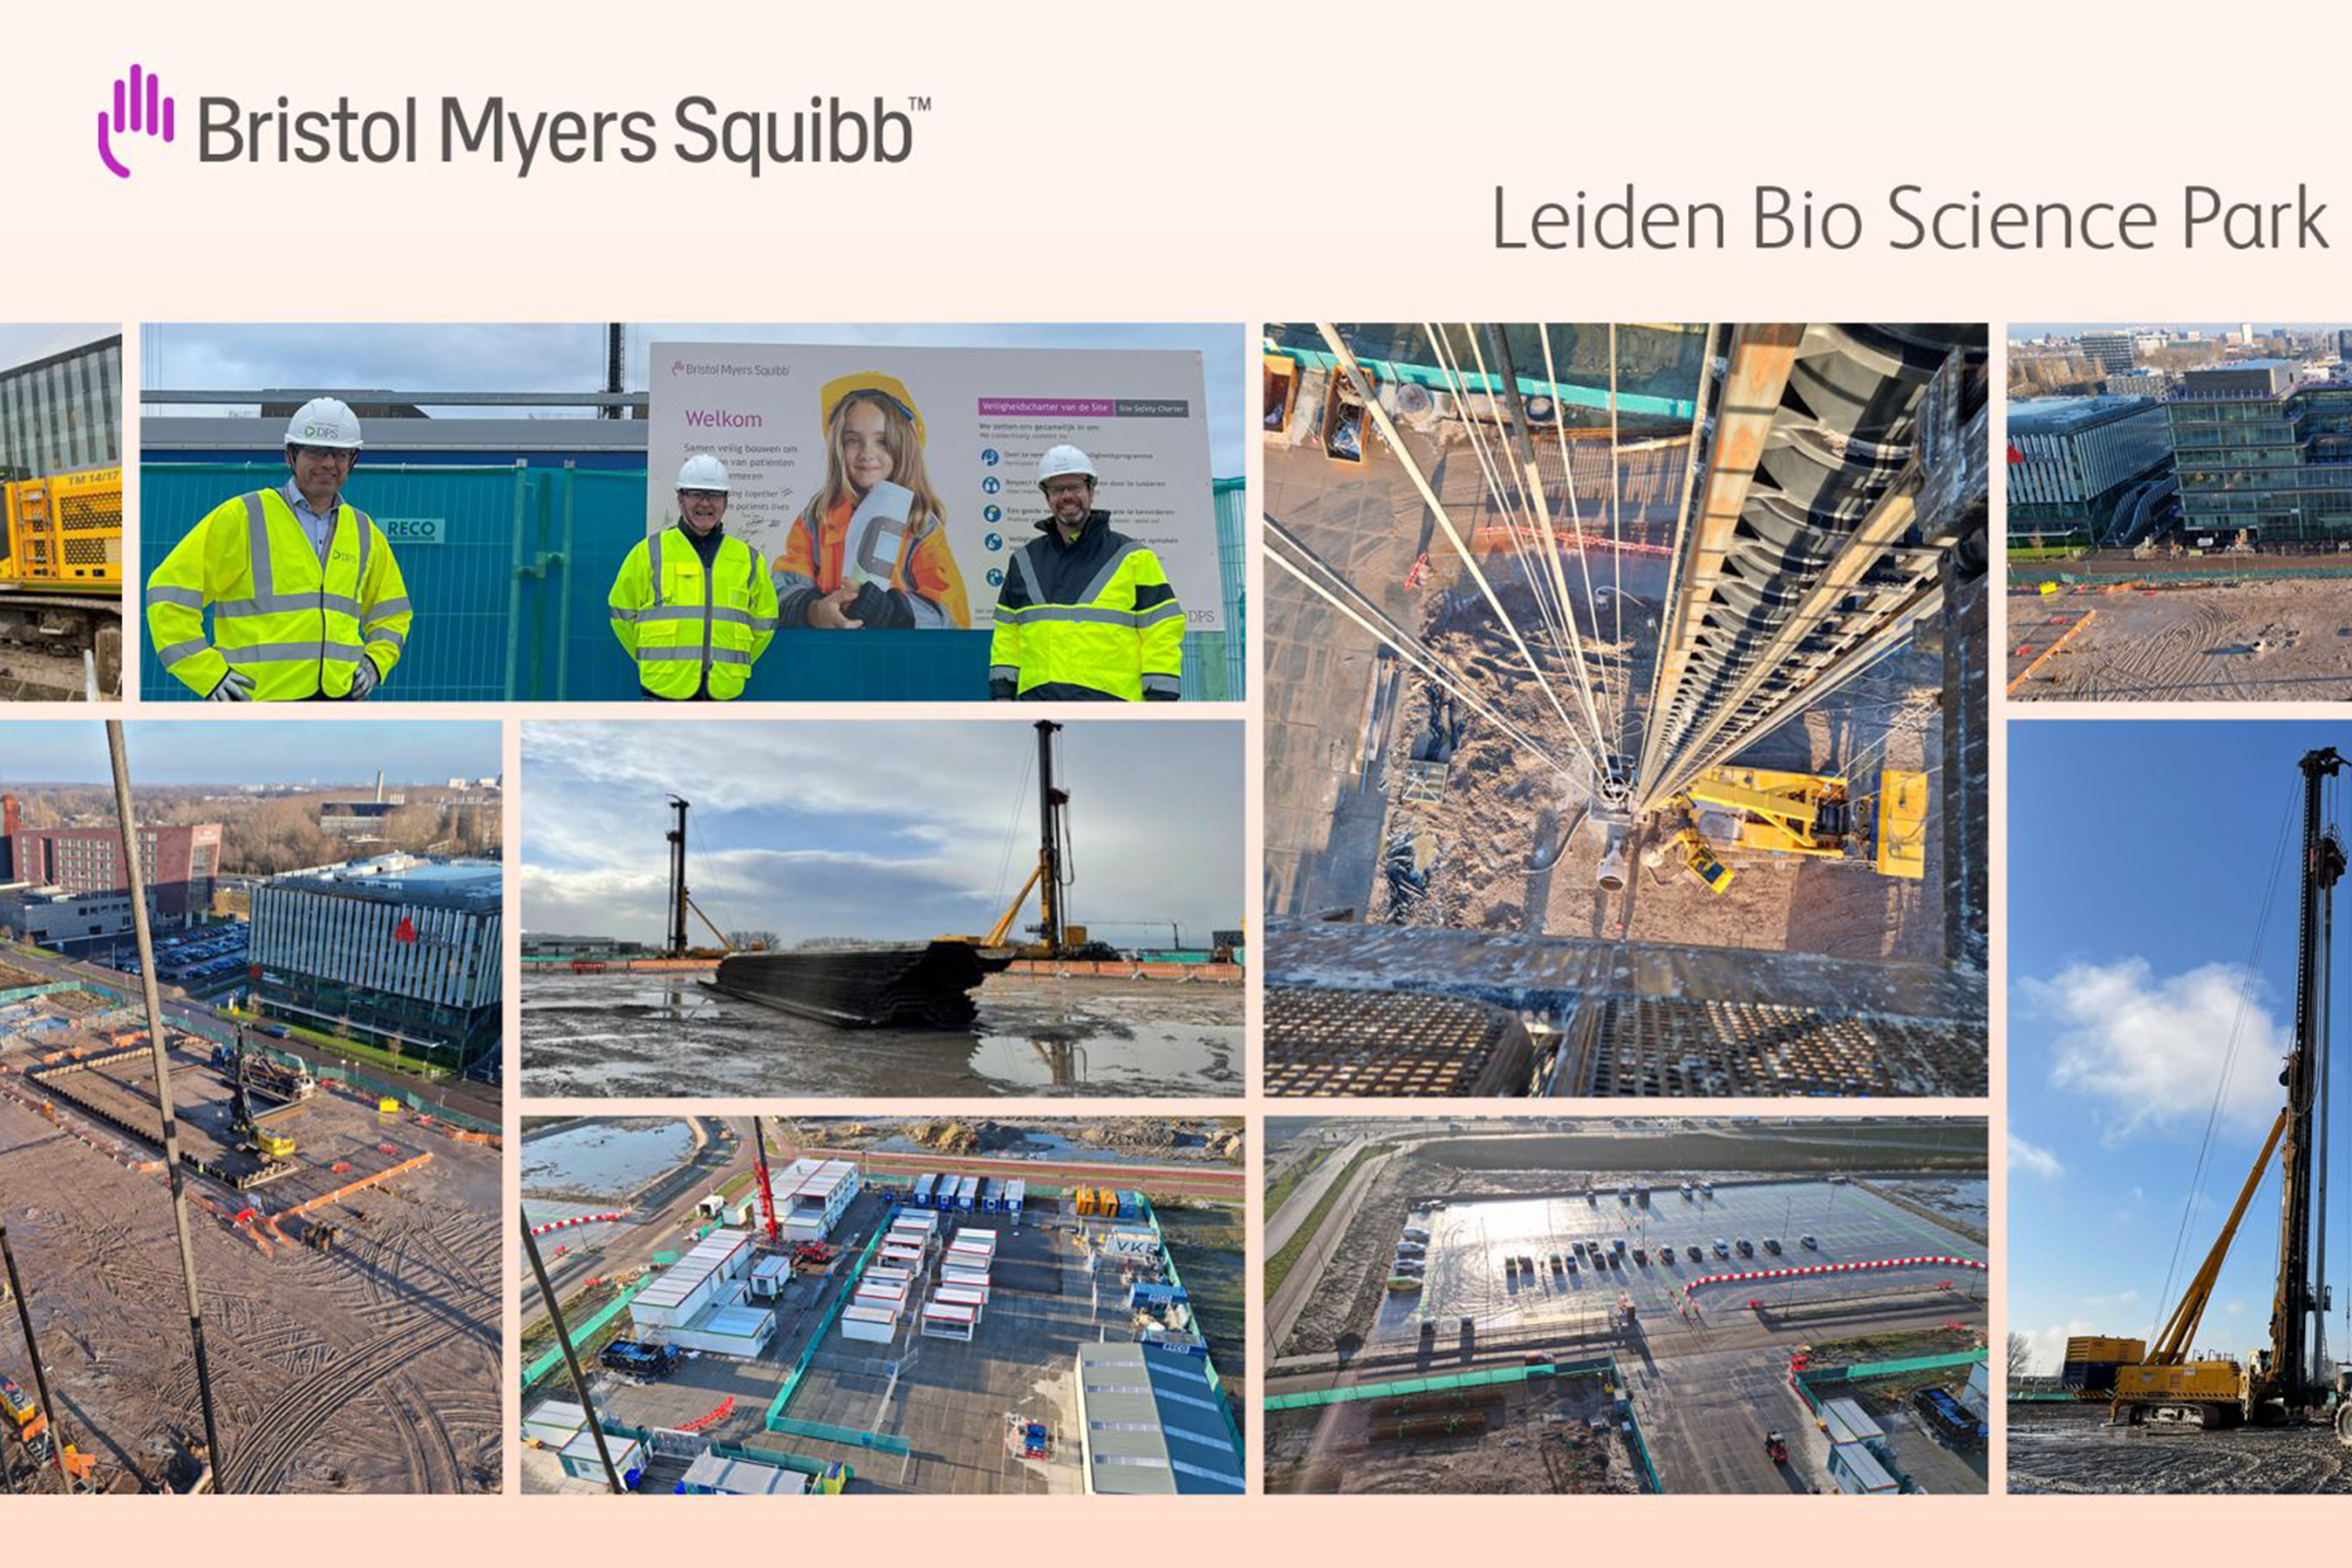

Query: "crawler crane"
left=2109, top=748, right=2352, bottom=1440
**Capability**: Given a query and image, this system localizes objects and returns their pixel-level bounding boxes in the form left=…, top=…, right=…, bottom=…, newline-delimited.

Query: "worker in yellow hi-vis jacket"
left=608, top=454, right=779, bottom=700
left=987, top=446, right=1184, bottom=701
left=145, top=398, right=413, bottom=701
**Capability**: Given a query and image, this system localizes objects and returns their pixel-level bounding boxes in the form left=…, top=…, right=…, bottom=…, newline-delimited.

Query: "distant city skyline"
left=2014, top=322, right=2352, bottom=339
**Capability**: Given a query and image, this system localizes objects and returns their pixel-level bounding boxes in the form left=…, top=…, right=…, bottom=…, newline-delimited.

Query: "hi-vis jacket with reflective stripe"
left=147, top=487, right=413, bottom=700
left=988, top=510, right=1183, bottom=701
left=607, top=524, right=779, bottom=700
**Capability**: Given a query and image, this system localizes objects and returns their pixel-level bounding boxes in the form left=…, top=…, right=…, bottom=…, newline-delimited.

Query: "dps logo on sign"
left=379, top=517, right=445, bottom=546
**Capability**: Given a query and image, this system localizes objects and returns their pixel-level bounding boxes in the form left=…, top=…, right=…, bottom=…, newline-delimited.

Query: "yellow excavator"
left=2108, top=748, right=2352, bottom=1439
left=1653, top=765, right=1927, bottom=892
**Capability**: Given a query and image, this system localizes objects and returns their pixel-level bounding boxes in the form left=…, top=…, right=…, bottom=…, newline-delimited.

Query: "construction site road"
left=1268, top=1136, right=1367, bottom=1258
left=0, top=940, right=499, bottom=1128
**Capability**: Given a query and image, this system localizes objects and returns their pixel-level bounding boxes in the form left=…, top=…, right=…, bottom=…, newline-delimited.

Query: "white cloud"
left=2021, top=958, right=2286, bottom=1138
left=2009, top=1134, right=2064, bottom=1179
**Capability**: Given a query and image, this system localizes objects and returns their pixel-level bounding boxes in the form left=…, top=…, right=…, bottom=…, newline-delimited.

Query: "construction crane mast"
left=748, top=1116, right=780, bottom=1249
left=2112, top=746, right=2347, bottom=1433
left=2267, top=745, right=2341, bottom=1417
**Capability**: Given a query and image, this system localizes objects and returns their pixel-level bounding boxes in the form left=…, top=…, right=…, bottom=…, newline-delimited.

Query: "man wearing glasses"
left=146, top=397, right=414, bottom=701
left=987, top=444, right=1184, bottom=701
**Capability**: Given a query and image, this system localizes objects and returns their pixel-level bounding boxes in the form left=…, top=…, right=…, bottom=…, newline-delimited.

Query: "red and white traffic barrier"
left=530, top=1211, right=623, bottom=1235
left=1681, top=1254, right=1985, bottom=1298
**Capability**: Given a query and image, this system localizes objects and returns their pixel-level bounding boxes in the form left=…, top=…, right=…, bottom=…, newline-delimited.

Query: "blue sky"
left=2012, top=322, right=2352, bottom=339
left=2010, top=720, right=2352, bottom=1373
left=141, top=322, right=1247, bottom=476
left=0, top=721, right=499, bottom=785
left=521, top=719, right=1244, bottom=946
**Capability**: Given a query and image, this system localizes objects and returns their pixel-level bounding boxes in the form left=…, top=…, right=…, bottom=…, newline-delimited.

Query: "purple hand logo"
left=99, top=65, right=174, bottom=179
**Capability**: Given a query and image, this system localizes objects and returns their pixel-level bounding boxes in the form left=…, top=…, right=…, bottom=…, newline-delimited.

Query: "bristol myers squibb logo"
left=98, top=64, right=175, bottom=179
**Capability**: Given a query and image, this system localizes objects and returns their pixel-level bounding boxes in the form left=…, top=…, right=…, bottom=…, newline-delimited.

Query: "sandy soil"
left=2009, top=1402, right=2352, bottom=1494
left=2011, top=583, right=2352, bottom=701
left=1267, top=1372, right=1637, bottom=1493
left=0, top=1092, right=500, bottom=1493
left=1371, top=579, right=1944, bottom=962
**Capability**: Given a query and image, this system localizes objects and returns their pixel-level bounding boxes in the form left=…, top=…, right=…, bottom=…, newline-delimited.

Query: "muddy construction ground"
left=1376, top=587, right=1945, bottom=964
left=0, top=1084, right=499, bottom=1493
left=2009, top=580, right=2352, bottom=700
left=1267, top=1365, right=1639, bottom=1493
left=2009, top=1402, right=2352, bottom=1493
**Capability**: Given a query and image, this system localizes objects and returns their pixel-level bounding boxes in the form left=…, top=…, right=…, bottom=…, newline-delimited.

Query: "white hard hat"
left=677, top=453, right=730, bottom=492
left=1037, top=444, right=1097, bottom=487
left=285, top=397, right=363, bottom=450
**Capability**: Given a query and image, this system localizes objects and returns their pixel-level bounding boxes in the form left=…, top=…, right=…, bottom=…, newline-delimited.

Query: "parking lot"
left=1371, top=1179, right=1986, bottom=1344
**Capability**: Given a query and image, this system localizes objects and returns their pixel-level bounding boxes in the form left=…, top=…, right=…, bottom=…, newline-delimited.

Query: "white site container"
left=941, top=1268, right=991, bottom=1301
left=934, top=1284, right=987, bottom=1320
left=662, top=1303, right=776, bottom=1357
left=921, top=1299, right=978, bottom=1341
left=840, top=1303, right=898, bottom=1344
left=856, top=1277, right=910, bottom=1310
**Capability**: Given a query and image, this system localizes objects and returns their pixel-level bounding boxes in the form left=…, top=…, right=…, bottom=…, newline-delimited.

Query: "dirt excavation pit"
left=2009, top=581, right=2352, bottom=701
left=1374, top=581, right=1943, bottom=962
left=1267, top=1368, right=1638, bottom=1493
left=2008, top=1403, right=2352, bottom=1495
left=0, top=1086, right=500, bottom=1494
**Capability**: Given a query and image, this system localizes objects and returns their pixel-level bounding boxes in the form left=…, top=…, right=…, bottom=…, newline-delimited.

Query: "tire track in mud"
left=222, top=1320, right=469, bottom=1493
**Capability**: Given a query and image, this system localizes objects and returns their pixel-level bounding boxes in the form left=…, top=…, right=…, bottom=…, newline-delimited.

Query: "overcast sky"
left=0, top=325, right=116, bottom=375
left=0, top=721, right=499, bottom=787
left=141, top=322, right=1246, bottom=475
left=522, top=719, right=1244, bottom=946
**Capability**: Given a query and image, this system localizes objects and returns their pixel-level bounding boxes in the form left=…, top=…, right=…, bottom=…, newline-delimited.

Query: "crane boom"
left=2148, top=1108, right=2288, bottom=1365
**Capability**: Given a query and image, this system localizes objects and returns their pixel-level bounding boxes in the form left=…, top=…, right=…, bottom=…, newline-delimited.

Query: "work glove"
left=345, top=658, right=379, bottom=700
left=208, top=670, right=256, bottom=702
left=850, top=581, right=916, bottom=630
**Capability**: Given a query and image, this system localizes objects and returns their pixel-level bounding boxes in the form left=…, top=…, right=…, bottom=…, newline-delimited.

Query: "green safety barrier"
left=1272, top=346, right=1695, bottom=422
left=764, top=1222, right=890, bottom=1430
left=522, top=1277, right=647, bottom=1388
left=650, top=1250, right=680, bottom=1266
left=1808, top=1348, right=1987, bottom=1383
left=767, top=1417, right=911, bottom=1455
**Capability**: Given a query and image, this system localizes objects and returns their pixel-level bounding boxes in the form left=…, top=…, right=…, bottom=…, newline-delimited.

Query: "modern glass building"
left=249, top=855, right=503, bottom=1074
left=0, top=335, right=122, bottom=480
left=2007, top=396, right=2175, bottom=540
left=2169, top=361, right=2352, bottom=542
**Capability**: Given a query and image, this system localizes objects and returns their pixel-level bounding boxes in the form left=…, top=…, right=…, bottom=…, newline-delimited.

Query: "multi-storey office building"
left=248, top=855, right=502, bottom=1074
left=2169, top=361, right=2352, bottom=542
left=2006, top=396, right=2174, bottom=540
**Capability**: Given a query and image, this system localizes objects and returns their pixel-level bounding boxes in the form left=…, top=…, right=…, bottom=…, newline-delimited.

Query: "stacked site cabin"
left=1074, top=1341, right=1245, bottom=1495
left=777, top=1157, right=860, bottom=1243
left=924, top=1225, right=998, bottom=1342
left=629, top=1229, right=774, bottom=1356
left=882, top=1209, right=936, bottom=1270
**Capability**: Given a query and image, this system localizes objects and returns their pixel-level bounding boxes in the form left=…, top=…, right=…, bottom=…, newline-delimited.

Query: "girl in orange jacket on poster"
left=773, top=372, right=971, bottom=629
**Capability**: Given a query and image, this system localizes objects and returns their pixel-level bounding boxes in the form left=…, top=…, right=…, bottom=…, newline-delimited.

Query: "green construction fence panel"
left=142, top=462, right=1247, bottom=702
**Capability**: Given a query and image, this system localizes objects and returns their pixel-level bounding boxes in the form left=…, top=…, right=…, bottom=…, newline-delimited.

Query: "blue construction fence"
left=139, top=463, right=1247, bottom=703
